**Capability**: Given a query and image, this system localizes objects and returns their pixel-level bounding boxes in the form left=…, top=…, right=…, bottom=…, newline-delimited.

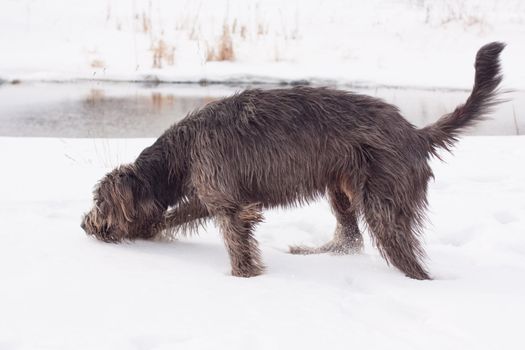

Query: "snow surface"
left=1, top=0, right=524, bottom=89
left=1, top=136, right=524, bottom=349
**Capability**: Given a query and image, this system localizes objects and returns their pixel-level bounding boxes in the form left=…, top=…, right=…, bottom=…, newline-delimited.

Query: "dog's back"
left=182, top=86, right=428, bottom=209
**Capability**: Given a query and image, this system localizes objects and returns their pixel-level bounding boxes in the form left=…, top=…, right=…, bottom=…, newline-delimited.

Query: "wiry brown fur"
left=82, top=42, right=505, bottom=280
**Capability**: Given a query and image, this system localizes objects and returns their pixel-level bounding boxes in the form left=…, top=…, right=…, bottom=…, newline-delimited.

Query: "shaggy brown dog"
left=81, top=42, right=505, bottom=280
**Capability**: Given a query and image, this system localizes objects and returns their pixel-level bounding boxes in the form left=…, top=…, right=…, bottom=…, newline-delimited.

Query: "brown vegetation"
left=152, top=39, right=175, bottom=68
left=206, top=24, right=235, bottom=62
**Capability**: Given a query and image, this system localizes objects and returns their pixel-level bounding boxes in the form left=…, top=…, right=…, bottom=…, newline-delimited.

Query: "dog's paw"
left=289, top=240, right=363, bottom=255
left=231, top=263, right=265, bottom=278
left=288, top=245, right=315, bottom=255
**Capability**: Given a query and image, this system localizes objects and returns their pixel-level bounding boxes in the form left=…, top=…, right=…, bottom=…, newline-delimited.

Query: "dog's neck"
left=134, top=126, right=189, bottom=208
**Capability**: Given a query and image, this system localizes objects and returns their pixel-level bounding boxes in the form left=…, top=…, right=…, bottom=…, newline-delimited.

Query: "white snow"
left=1, top=0, right=524, bottom=89
left=1, top=136, right=524, bottom=349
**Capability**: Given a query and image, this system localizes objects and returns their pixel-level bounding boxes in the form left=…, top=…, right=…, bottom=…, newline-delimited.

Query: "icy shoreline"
left=0, top=76, right=487, bottom=92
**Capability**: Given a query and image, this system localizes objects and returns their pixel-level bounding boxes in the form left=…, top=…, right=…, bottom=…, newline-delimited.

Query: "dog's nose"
left=80, top=220, right=86, bottom=231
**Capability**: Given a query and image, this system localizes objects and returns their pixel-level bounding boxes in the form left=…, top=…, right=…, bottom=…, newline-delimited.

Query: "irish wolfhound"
left=82, top=42, right=505, bottom=280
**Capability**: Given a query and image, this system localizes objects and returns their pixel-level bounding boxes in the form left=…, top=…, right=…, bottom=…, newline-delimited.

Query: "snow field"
left=0, top=136, right=524, bottom=349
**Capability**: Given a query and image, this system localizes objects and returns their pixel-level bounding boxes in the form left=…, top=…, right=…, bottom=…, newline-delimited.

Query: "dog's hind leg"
left=216, top=203, right=265, bottom=277
left=289, top=187, right=363, bottom=255
left=362, top=190, right=431, bottom=280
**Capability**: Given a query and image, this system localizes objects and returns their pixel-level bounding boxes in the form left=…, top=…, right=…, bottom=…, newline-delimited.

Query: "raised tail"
left=422, top=42, right=505, bottom=155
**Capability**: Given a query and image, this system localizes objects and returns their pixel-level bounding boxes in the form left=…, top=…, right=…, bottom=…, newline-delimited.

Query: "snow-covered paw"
left=289, top=238, right=363, bottom=255
left=289, top=245, right=319, bottom=255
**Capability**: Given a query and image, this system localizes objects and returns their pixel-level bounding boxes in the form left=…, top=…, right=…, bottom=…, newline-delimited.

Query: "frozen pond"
left=0, top=81, right=523, bottom=137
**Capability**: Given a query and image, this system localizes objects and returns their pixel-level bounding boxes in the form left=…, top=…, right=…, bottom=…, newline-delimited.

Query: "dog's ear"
left=112, top=167, right=139, bottom=223
left=113, top=166, right=164, bottom=224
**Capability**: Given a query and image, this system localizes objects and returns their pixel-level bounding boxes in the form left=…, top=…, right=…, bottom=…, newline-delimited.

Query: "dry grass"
left=142, top=12, right=152, bottom=33
left=152, top=39, right=175, bottom=68
left=232, top=18, right=238, bottom=34
left=240, top=25, right=248, bottom=39
left=257, top=23, right=266, bottom=36
left=421, top=0, right=488, bottom=30
left=206, top=24, right=235, bottom=62
left=100, top=1, right=303, bottom=68
left=90, top=59, right=106, bottom=69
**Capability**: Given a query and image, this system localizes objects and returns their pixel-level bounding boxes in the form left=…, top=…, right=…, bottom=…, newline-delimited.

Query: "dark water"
left=0, top=81, right=523, bottom=137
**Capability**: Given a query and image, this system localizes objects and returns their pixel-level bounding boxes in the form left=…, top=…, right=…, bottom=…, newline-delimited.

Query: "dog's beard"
left=81, top=209, right=162, bottom=242
left=81, top=208, right=128, bottom=243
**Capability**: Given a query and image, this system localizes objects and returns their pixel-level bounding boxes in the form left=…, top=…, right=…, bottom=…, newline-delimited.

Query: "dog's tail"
left=421, top=42, right=505, bottom=156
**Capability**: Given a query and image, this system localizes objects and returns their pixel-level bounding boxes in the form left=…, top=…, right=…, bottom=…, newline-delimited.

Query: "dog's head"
left=81, top=164, right=164, bottom=242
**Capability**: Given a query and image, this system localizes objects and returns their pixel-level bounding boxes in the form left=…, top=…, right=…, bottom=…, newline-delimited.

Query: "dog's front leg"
left=161, top=196, right=210, bottom=235
left=216, top=203, right=265, bottom=278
